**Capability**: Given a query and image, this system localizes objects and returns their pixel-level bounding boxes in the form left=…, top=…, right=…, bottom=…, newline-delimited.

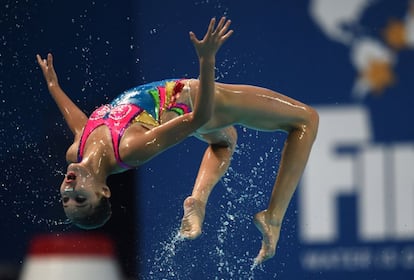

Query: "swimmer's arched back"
left=37, top=17, right=318, bottom=264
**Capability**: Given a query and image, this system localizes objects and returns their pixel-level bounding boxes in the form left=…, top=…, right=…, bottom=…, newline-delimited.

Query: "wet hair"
left=65, top=196, right=112, bottom=230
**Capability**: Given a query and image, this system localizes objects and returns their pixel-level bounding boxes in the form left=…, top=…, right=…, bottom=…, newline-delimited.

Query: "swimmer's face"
left=60, top=163, right=110, bottom=220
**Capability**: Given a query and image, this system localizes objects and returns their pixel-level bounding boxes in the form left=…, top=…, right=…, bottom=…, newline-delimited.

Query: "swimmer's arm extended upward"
left=37, top=53, right=88, bottom=136
left=122, top=17, right=233, bottom=164
left=190, top=17, right=233, bottom=122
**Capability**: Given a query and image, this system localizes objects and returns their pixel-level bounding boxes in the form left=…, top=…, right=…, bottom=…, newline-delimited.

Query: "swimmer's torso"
left=65, top=78, right=240, bottom=170
left=111, top=79, right=193, bottom=127
left=66, top=79, right=194, bottom=169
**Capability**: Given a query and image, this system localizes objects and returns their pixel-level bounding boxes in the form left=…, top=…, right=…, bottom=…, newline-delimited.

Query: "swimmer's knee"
left=289, top=105, right=319, bottom=140
left=305, top=106, right=319, bottom=140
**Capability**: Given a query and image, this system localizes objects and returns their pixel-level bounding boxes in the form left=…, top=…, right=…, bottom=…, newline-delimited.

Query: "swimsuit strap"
left=78, top=105, right=110, bottom=163
left=109, top=104, right=143, bottom=169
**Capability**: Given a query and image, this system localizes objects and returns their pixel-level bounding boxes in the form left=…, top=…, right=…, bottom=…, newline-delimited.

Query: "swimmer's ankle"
left=188, top=194, right=208, bottom=205
left=185, top=196, right=206, bottom=209
left=256, top=209, right=282, bottom=227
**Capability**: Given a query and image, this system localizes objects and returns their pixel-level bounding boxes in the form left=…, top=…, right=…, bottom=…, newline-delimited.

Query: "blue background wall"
left=1, top=0, right=413, bottom=279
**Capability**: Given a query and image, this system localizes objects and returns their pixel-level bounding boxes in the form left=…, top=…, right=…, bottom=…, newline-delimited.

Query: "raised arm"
left=123, top=17, right=233, bottom=163
left=189, top=17, right=233, bottom=123
left=36, top=53, right=88, bottom=136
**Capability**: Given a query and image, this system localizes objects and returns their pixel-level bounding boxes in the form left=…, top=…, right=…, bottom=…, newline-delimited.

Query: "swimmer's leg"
left=180, top=127, right=237, bottom=239
left=254, top=106, right=318, bottom=264
left=215, top=83, right=319, bottom=264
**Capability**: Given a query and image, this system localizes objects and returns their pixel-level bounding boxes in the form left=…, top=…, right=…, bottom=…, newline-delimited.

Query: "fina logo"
left=300, top=0, right=414, bottom=244
left=300, top=106, right=414, bottom=243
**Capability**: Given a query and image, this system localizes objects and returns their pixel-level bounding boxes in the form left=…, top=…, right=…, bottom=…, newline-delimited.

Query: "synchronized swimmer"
left=37, top=17, right=318, bottom=264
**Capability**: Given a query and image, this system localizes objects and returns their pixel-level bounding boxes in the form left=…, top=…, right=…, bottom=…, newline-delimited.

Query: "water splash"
left=141, top=131, right=284, bottom=279
left=148, top=230, right=185, bottom=279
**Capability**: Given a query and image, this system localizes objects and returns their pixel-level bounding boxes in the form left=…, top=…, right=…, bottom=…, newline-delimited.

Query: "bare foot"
left=179, top=196, right=206, bottom=239
left=253, top=210, right=281, bottom=264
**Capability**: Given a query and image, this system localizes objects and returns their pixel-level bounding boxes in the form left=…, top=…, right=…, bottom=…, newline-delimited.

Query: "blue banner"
left=135, top=0, right=414, bottom=279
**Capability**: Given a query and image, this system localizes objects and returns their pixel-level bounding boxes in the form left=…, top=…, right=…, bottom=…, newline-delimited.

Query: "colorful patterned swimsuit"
left=77, top=79, right=192, bottom=169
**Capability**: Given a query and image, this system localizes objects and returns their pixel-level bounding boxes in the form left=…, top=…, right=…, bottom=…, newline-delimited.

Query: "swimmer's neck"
left=78, top=146, right=116, bottom=179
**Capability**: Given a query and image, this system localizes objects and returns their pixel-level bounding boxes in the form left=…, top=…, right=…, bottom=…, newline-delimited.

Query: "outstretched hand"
left=36, top=53, right=59, bottom=88
left=189, top=17, right=233, bottom=59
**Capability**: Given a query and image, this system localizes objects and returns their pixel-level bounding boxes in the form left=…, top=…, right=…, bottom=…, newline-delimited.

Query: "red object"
left=28, top=233, right=115, bottom=256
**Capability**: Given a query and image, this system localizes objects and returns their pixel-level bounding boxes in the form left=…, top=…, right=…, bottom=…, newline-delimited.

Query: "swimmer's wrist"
left=47, top=84, right=62, bottom=93
left=198, top=56, right=215, bottom=64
